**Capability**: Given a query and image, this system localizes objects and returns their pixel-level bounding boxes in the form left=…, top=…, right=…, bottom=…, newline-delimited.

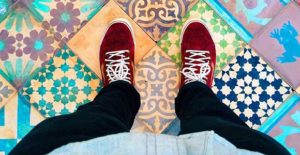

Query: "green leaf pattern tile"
left=158, top=0, right=246, bottom=75
left=22, top=46, right=102, bottom=117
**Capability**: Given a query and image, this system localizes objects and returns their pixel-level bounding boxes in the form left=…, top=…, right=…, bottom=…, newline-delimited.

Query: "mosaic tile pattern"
left=261, top=94, right=300, bottom=155
left=0, top=0, right=299, bottom=154
left=0, top=3, right=60, bottom=89
left=217, top=0, right=288, bottom=35
left=135, top=46, right=180, bottom=133
left=212, top=47, right=293, bottom=129
left=250, top=2, right=300, bottom=92
left=20, top=0, right=108, bottom=43
left=115, top=0, right=198, bottom=41
left=0, top=0, right=14, bottom=23
left=22, top=46, right=102, bottom=117
left=158, top=0, right=246, bottom=74
left=0, top=76, right=16, bottom=109
left=0, top=93, right=44, bottom=154
left=68, top=0, right=156, bottom=79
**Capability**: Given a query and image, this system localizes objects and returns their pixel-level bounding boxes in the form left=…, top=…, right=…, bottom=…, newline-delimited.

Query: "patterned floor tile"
left=131, top=118, right=153, bottom=133
left=212, top=46, right=293, bottom=129
left=0, top=0, right=16, bottom=23
left=135, top=46, right=180, bottom=133
left=250, top=2, right=300, bottom=92
left=20, top=0, right=108, bottom=43
left=67, top=0, right=156, bottom=79
left=216, top=0, right=289, bottom=36
left=0, top=3, right=60, bottom=89
left=0, top=75, right=16, bottom=109
left=157, top=0, right=246, bottom=75
left=259, top=93, right=300, bottom=155
left=115, top=0, right=198, bottom=41
left=21, top=46, right=102, bottom=117
left=0, top=93, right=45, bottom=154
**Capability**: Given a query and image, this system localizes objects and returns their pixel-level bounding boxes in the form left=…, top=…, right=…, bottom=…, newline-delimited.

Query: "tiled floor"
left=0, top=0, right=300, bottom=154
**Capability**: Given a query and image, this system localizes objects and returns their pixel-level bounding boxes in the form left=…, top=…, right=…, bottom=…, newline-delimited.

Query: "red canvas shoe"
left=99, top=19, right=135, bottom=87
left=180, top=19, right=216, bottom=88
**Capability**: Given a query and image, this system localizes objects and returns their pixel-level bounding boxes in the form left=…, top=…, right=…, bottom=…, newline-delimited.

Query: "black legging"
left=10, top=81, right=290, bottom=155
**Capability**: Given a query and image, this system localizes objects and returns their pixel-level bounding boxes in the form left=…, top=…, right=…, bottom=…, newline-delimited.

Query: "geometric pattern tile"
left=218, top=0, right=289, bottom=35
left=0, top=3, right=60, bottom=89
left=115, top=0, right=198, bottom=41
left=158, top=0, right=246, bottom=75
left=250, top=2, right=300, bottom=92
left=67, top=0, right=156, bottom=79
left=0, top=94, right=45, bottom=154
left=0, top=0, right=15, bottom=23
left=212, top=47, right=293, bottom=129
left=135, top=46, right=180, bottom=133
left=260, top=93, right=300, bottom=155
left=0, top=75, right=16, bottom=109
left=20, top=0, right=108, bottom=44
left=21, top=46, right=102, bottom=117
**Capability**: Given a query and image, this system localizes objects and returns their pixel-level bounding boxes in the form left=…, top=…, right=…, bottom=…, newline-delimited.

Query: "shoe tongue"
left=106, top=50, right=129, bottom=62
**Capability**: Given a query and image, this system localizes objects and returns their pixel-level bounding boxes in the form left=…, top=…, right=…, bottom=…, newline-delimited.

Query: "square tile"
left=158, top=0, right=246, bottom=75
left=0, top=93, right=45, bottom=154
left=0, top=94, right=18, bottom=140
left=22, top=46, right=102, bottom=117
left=21, top=0, right=108, bottom=43
left=259, top=93, right=300, bottom=155
left=217, top=0, right=289, bottom=35
left=67, top=0, right=156, bottom=79
left=0, top=75, right=16, bottom=109
left=212, top=46, right=293, bottom=129
left=0, top=3, right=60, bottom=89
left=135, top=46, right=180, bottom=133
left=250, top=2, right=300, bottom=91
left=115, top=0, right=198, bottom=41
left=0, top=0, right=16, bottom=23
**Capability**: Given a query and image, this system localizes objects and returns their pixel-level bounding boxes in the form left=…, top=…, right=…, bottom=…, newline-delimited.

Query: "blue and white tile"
left=212, top=46, right=294, bottom=129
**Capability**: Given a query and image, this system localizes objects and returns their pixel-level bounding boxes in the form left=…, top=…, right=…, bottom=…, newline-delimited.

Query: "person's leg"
left=175, top=81, right=290, bottom=155
left=178, top=19, right=289, bottom=155
left=11, top=19, right=138, bottom=155
left=10, top=81, right=140, bottom=155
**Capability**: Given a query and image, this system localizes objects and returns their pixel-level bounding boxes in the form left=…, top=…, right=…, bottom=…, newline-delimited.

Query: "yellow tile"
left=30, top=105, right=45, bottom=126
left=67, top=1, right=156, bottom=79
left=0, top=94, right=18, bottom=139
left=296, top=86, right=300, bottom=94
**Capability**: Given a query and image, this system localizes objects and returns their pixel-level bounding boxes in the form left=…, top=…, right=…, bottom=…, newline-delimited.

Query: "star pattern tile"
left=158, top=0, right=246, bottom=75
left=0, top=0, right=299, bottom=154
left=212, top=47, right=293, bottom=129
left=21, top=46, right=102, bottom=117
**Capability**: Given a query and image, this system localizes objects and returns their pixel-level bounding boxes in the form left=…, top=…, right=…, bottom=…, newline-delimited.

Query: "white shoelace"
left=105, top=50, right=131, bottom=84
left=181, top=50, right=211, bottom=84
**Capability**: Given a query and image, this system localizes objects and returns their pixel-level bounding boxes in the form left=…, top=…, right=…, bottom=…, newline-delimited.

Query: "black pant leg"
left=10, top=81, right=140, bottom=155
left=175, top=81, right=290, bottom=155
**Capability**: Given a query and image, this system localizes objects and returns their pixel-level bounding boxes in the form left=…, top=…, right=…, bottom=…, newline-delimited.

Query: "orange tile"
left=68, top=1, right=156, bottom=79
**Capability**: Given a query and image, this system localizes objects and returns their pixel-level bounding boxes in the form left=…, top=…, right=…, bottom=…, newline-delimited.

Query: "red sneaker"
left=180, top=19, right=216, bottom=87
left=99, top=19, right=135, bottom=87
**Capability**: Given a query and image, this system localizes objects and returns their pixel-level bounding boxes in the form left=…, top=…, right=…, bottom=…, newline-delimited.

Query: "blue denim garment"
left=49, top=131, right=263, bottom=155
